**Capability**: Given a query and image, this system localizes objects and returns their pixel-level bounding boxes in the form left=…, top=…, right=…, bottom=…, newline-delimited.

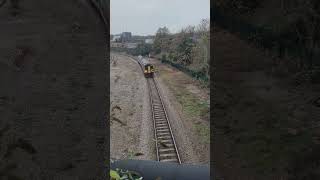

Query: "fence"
left=160, top=57, right=209, bottom=83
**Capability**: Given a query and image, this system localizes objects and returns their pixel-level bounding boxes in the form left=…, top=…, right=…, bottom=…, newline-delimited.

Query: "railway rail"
left=121, top=55, right=182, bottom=163
left=147, top=77, right=181, bottom=164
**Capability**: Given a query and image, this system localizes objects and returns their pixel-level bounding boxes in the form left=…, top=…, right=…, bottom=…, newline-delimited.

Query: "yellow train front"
left=140, top=58, right=154, bottom=78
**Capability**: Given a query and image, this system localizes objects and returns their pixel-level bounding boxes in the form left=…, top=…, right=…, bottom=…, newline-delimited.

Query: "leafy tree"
left=175, top=26, right=196, bottom=65
left=152, top=19, right=210, bottom=82
left=153, top=26, right=170, bottom=54
left=136, top=42, right=152, bottom=56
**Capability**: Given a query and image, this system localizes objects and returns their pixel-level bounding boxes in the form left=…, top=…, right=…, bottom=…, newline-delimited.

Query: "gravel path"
left=110, top=53, right=154, bottom=161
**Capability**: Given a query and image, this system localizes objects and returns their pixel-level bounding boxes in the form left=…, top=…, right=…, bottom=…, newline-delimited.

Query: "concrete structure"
left=112, top=35, right=121, bottom=42
left=121, top=32, right=132, bottom=42
left=145, top=38, right=154, bottom=44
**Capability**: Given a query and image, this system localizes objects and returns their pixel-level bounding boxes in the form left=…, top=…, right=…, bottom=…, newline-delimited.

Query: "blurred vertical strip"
left=87, top=0, right=109, bottom=33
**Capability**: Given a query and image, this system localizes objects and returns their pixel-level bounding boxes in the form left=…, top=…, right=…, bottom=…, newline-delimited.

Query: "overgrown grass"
left=174, top=87, right=210, bottom=143
left=194, top=123, right=210, bottom=144
left=177, top=91, right=208, bottom=117
left=160, top=68, right=210, bottom=144
left=161, top=71, right=209, bottom=119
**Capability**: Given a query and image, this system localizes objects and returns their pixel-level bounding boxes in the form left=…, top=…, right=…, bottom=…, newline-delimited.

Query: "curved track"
left=147, top=77, right=181, bottom=164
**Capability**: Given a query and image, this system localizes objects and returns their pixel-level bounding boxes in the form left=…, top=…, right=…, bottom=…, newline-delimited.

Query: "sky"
left=111, top=0, right=210, bottom=36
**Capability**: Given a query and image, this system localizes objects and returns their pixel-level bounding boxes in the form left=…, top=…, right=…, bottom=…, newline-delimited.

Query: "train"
left=138, top=55, right=154, bottom=78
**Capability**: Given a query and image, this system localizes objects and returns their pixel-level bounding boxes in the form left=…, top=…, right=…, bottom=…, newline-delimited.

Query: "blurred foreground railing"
left=111, top=159, right=210, bottom=180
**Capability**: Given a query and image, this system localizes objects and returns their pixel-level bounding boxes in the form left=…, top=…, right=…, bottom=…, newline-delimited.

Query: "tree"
left=153, top=26, right=170, bottom=54
left=175, top=26, right=196, bottom=65
left=136, top=42, right=152, bottom=56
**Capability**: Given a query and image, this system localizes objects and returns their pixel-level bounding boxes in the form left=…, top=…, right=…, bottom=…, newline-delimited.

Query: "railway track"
left=147, top=77, right=181, bottom=164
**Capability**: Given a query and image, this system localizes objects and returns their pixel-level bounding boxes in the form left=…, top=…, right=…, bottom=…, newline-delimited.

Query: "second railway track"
left=147, top=77, right=181, bottom=164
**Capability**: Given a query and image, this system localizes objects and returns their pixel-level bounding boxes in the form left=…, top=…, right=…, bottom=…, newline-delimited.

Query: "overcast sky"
left=111, top=0, right=210, bottom=36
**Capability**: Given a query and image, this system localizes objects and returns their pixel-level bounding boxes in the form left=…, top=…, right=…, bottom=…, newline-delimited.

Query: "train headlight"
left=144, top=70, right=147, bottom=73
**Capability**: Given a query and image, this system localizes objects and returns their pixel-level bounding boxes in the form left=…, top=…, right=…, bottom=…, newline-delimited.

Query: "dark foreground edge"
left=111, top=159, right=210, bottom=179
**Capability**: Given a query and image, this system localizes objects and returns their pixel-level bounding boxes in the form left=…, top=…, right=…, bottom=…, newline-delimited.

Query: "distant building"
left=111, top=35, right=121, bottom=42
left=145, top=38, right=154, bottom=44
left=121, top=32, right=132, bottom=42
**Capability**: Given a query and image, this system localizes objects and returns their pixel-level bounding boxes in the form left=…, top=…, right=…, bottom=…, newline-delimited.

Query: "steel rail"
left=147, top=77, right=181, bottom=164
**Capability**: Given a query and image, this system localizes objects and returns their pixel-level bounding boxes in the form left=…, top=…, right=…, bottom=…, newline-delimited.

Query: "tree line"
left=152, top=19, right=210, bottom=84
left=114, top=19, right=210, bottom=84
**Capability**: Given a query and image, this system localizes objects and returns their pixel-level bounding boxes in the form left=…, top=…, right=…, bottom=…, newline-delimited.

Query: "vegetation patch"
left=194, top=123, right=210, bottom=144
left=153, top=19, right=210, bottom=84
left=159, top=67, right=210, bottom=145
left=161, top=71, right=209, bottom=119
left=110, top=168, right=143, bottom=180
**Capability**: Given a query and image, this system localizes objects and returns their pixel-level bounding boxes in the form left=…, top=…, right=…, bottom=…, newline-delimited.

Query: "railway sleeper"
left=153, top=107, right=163, bottom=110
left=156, top=122, right=167, bottom=126
left=153, top=104, right=162, bottom=107
left=156, top=127, right=168, bottom=131
left=154, top=116, right=165, bottom=118
left=158, top=139, right=172, bottom=143
left=153, top=109, right=163, bottom=112
left=157, top=134, right=171, bottom=138
left=154, top=114, right=165, bottom=117
left=155, top=121, right=167, bottom=124
left=153, top=105, right=163, bottom=108
left=156, top=129, right=169, bottom=133
left=155, top=124, right=168, bottom=128
left=153, top=106, right=163, bottom=108
left=158, top=148, right=175, bottom=153
left=157, top=132, right=171, bottom=136
left=157, top=136, right=172, bottom=140
left=155, top=123, right=167, bottom=126
left=154, top=112, right=165, bottom=115
left=158, top=142, right=174, bottom=147
left=154, top=113, right=165, bottom=116
left=159, top=153, right=177, bottom=158
left=155, top=118, right=165, bottom=121
left=154, top=115, right=165, bottom=118
left=154, top=118, right=166, bottom=121
left=154, top=116, right=166, bottom=119
left=154, top=112, right=165, bottom=116
left=151, top=97, right=160, bottom=100
left=155, top=120, right=167, bottom=124
left=156, top=127, right=169, bottom=131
